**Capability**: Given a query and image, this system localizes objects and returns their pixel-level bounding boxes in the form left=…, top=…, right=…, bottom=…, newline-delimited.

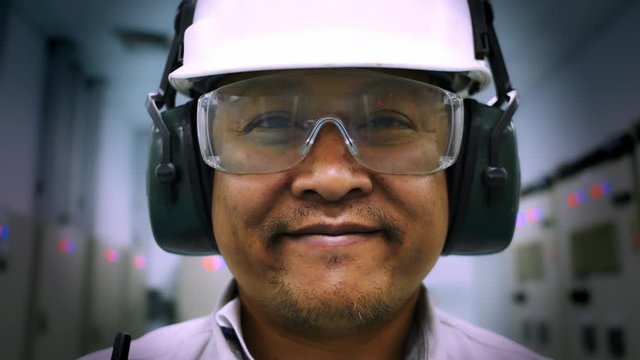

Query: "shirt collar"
left=216, top=296, right=256, bottom=360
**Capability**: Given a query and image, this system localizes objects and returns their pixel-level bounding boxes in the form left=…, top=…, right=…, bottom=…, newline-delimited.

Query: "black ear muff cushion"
left=444, top=99, right=521, bottom=255
left=147, top=101, right=217, bottom=254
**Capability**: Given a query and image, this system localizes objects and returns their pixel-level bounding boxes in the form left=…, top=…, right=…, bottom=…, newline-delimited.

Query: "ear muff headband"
left=145, top=0, right=521, bottom=255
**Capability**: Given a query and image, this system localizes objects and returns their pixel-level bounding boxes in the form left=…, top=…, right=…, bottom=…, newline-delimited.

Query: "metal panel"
left=175, top=255, right=233, bottom=322
left=82, top=241, right=128, bottom=354
left=31, top=224, right=89, bottom=360
left=508, top=190, right=562, bottom=358
left=121, top=248, right=148, bottom=338
left=553, top=155, right=640, bottom=360
left=0, top=211, right=35, bottom=360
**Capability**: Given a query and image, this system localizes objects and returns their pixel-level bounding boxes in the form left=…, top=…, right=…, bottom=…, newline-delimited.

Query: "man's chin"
left=267, top=277, right=398, bottom=336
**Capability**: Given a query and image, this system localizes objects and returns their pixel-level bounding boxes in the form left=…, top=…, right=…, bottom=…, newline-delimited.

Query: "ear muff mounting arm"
left=468, top=0, right=519, bottom=206
left=145, top=0, right=196, bottom=204
left=468, top=0, right=513, bottom=107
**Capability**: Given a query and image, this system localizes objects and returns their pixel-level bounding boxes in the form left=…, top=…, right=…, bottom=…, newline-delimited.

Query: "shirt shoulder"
left=430, top=309, right=551, bottom=360
left=77, top=315, right=219, bottom=360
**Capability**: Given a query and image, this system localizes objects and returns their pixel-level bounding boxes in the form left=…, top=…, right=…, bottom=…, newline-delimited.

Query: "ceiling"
left=8, top=0, right=638, bottom=127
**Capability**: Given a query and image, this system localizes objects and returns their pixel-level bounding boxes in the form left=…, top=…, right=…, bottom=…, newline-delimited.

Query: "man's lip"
left=285, top=223, right=382, bottom=237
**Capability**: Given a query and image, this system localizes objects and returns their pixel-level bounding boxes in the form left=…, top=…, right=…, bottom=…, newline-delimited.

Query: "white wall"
left=515, top=1, right=640, bottom=184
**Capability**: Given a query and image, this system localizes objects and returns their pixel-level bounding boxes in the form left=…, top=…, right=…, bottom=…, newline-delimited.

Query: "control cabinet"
left=175, top=255, right=233, bottom=322
left=553, top=152, right=640, bottom=360
left=509, top=185, right=562, bottom=358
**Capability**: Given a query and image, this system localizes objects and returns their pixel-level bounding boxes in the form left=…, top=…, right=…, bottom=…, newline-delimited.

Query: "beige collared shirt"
left=79, top=281, right=550, bottom=359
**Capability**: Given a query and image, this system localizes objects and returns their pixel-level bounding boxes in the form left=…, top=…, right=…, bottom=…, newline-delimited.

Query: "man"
left=82, top=0, right=548, bottom=358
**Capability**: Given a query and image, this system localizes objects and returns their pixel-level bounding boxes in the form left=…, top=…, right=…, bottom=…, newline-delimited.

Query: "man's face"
left=211, top=70, right=449, bottom=335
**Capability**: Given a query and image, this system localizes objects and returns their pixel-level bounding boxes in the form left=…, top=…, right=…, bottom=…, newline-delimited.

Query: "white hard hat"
left=169, top=0, right=492, bottom=95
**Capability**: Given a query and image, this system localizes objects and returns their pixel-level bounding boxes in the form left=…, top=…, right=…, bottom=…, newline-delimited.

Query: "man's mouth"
left=283, top=223, right=384, bottom=247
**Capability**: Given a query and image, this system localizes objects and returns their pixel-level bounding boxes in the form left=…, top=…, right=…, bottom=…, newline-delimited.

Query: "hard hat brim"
left=169, top=26, right=491, bottom=95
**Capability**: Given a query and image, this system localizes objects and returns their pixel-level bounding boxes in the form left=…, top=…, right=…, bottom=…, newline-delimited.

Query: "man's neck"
left=240, top=290, right=421, bottom=360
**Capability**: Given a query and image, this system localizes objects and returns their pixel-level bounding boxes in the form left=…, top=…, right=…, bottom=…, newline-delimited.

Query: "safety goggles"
left=196, top=69, right=464, bottom=174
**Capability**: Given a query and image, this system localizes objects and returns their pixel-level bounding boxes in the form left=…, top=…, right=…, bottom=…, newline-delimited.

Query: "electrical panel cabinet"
left=121, top=248, right=148, bottom=338
left=553, top=154, right=640, bottom=360
left=31, top=224, right=89, bottom=360
left=0, top=211, right=36, bottom=360
left=508, top=187, right=562, bottom=358
left=81, top=241, right=128, bottom=354
left=175, top=255, right=233, bottom=322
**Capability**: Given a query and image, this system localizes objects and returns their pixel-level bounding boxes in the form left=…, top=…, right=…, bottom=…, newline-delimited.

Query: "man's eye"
left=365, top=110, right=415, bottom=130
left=243, top=111, right=294, bottom=133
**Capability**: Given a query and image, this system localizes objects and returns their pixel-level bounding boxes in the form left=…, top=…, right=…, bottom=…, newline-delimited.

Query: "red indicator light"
left=590, top=181, right=612, bottom=199
left=566, top=193, right=579, bottom=208
left=104, top=248, right=121, bottom=263
left=566, top=190, right=587, bottom=208
left=133, top=255, right=147, bottom=270
left=589, top=184, right=604, bottom=199
left=57, top=238, right=75, bottom=254
left=202, top=255, right=226, bottom=272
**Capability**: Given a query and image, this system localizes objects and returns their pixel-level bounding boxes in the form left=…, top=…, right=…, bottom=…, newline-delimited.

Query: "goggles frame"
left=196, top=69, right=464, bottom=175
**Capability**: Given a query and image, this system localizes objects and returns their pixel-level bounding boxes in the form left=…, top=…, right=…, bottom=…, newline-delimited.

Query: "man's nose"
left=290, top=125, right=373, bottom=202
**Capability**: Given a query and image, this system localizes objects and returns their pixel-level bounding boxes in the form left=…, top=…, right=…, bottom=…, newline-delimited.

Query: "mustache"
left=262, top=203, right=404, bottom=248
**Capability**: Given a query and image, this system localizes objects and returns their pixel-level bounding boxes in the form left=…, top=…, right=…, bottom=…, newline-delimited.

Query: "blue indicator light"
left=516, top=211, right=526, bottom=228
left=0, top=225, right=9, bottom=240
left=600, top=181, right=613, bottom=196
left=57, top=238, right=76, bottom=254
left=576, top=189, right=587, bottom=205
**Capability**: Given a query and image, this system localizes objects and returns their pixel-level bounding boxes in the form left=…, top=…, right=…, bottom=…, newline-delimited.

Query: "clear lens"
left=197, top=69, right=463, bottom=174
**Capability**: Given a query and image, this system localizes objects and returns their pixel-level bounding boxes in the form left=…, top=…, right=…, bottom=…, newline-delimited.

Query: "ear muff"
left=443, top=98, right=520, bottom=255
left=147, top=100, right=217, bottom=254
left=146, top=96, right=520, bottom=256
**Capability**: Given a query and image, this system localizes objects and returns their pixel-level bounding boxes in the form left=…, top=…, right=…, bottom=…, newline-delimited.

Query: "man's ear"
left=147, top=100, right=218, bottom=254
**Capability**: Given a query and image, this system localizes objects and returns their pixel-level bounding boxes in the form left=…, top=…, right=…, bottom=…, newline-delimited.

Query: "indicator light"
left=133, top=255, right=147, bottom=270
left=525, top=208, right=543, bottom=224
left=516, top=211, right=526, bottom=228
left=0, top=225, right=9, bottom=240
left=566, top=189, right=587, bottom=208
left=104, top=248, right=121, bottom=263
left=589, top=181, right=612, bottom=200
left=57, top=238, right=76, bottom=254
left=202, top=255, right=226, bottom=272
